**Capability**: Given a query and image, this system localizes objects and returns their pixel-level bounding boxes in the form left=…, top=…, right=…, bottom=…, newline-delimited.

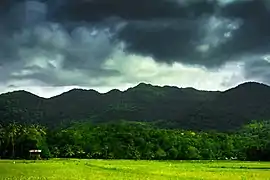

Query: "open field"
left=0, top=159, right=270, bottom=180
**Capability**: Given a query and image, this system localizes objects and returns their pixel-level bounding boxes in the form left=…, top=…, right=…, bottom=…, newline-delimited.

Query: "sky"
left=0, top=0, right=270, bottom=97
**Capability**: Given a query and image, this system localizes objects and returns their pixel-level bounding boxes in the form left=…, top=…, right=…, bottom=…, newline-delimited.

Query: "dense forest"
left=1, top=120, right=270, bottom=161
left=1, top=82, right=270, bottom=161
left=1, top=82, right=270, bottom=131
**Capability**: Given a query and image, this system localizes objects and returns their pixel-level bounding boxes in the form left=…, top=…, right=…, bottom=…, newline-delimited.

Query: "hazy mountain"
left=0, top=82, right=269, bottom=131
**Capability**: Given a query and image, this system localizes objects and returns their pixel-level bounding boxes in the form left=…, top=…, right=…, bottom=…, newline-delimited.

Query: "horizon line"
left=0, top=81, right=267, bottom=99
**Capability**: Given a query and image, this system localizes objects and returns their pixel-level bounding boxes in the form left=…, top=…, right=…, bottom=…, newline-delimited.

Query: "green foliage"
left=1, top=120, right=270, bottom=161
left=1, top=82, right=270, bottom=131
left=0, top=123, right=49, bottom=159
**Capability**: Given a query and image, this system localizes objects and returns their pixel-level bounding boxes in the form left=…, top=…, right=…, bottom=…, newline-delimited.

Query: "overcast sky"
left=0, top=0, right=269, bottom=97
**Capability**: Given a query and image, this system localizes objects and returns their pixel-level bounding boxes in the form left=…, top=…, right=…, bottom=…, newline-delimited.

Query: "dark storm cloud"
left=116, top=0, right=270, bottom=67
left=117, top=19, right=198, bottom=63
left=11, top=65, right=120, bottom=86
left=245, top=61, right=270, bottom=79
left=49, top=0, right=270, bottom=67
left=0, top=0, right=48, bottom=64
left=53, top=0, right=216, bottom=21
left=243, top=55, right=270, bottom=84
left=1, top=0, right=270, bottom=85
left=0, top=0, right=120, bottom=86
left=214, top=0, right=270, bottom=56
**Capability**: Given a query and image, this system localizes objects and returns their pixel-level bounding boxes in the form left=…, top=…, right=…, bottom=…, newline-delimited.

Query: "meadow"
left=0, top=159, right=270, bottom=180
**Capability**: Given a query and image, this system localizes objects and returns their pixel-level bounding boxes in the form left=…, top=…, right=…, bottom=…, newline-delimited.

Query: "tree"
left=6, top=122, right=21, bottom=158
left=2, top=120, right=270, bottom=161
left=0, top=124, right=5, bottom=158
left=62, top=144, right=75, bottom=158
left=155, top=147, right=166, bottom=160
left=168, top=147, right=178, bottom=159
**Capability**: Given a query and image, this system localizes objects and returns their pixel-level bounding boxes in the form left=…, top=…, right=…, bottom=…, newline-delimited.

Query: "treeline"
left=0, top=121, right=270, bottom=161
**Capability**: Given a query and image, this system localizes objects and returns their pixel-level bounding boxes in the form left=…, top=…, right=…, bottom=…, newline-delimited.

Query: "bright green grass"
left=0, top=159, right=270, bottom=180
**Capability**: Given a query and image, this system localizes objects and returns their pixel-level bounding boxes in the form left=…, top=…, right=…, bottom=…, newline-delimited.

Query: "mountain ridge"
left=0, top=81, right=269, bottom=131
left=1, top=81, right=264, bottom=99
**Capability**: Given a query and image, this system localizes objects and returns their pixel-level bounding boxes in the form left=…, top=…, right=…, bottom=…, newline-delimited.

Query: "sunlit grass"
left=0, top=159, right=269, bottom=180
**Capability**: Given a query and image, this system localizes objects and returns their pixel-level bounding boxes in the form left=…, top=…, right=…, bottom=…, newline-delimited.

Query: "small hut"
left=29, top=149, right=42, bottom=160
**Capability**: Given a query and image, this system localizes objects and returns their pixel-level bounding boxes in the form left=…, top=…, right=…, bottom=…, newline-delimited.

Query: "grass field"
left=0, top=159, right=270, bottom=180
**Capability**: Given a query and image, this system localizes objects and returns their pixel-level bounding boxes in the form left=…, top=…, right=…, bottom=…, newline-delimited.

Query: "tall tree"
left=6, top=122, right=21, bottom=158
left=0, top=124, right=5, bottom=157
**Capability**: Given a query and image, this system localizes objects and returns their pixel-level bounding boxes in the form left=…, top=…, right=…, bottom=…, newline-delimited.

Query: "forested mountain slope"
left=0, top=82, right=270, bottom=131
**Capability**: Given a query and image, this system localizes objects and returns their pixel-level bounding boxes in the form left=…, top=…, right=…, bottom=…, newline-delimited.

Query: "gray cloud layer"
left=1, top=0, right=270, bottom=86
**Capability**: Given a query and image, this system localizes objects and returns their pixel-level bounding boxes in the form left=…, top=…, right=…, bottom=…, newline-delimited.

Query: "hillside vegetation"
left=1, top=121, right=270, bottom=161
left=0, top=82, right=270, bottom=131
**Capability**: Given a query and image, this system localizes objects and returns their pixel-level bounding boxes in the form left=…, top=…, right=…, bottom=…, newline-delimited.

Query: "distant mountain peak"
left=67, top=88, right=99, bottom=94
left=125, top=83, right=155, bottom=92
left=225, top=81, right=270, bottom=93
left=50, top=88, right=100, bottom=99
left=1, top=90, right=42, bottom=98
left=106, top=89, right=122, bottom=94
left=135, top=82, right=154, bottom=88
left=237, top=81, right=269, bottom=88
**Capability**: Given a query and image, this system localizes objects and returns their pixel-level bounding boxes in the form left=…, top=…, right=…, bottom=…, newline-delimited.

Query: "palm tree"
left=0, top=124, right=5, bottom=158
left=17, top=125, right=29, bottom=157
left=25, top=124, right=47, bottom=152
left=6, top=122, right=21, bottom=159
left=31, top=124, right=46, bottom=137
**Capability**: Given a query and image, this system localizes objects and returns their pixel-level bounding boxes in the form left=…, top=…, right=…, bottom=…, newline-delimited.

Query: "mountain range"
left=0, top=82, right=270, bottom=131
